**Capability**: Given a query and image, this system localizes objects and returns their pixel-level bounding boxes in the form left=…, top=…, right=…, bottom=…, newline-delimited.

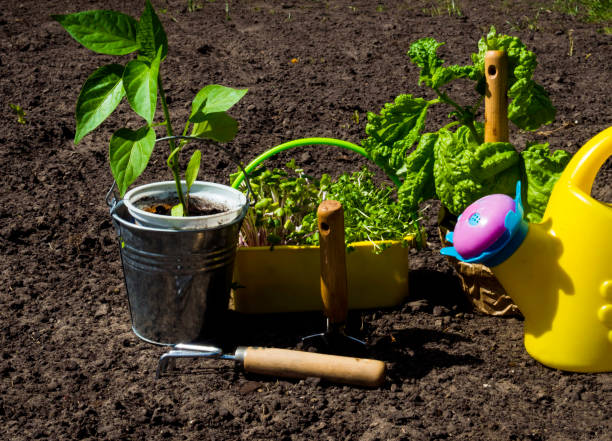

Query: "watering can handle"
left=559, top=126, right=612, bottom=195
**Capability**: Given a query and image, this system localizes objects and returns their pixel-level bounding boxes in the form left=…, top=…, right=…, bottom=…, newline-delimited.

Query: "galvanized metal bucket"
left=110, top=199, right=247, bottom=345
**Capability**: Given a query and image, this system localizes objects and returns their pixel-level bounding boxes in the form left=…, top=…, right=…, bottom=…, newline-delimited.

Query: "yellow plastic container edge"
left=230, top=236, right=416, bottom=314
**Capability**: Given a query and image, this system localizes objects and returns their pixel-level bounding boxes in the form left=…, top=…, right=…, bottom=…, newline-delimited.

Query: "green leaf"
left=137, top=0, right=168, bottom=61
left=472, top=26, right=537, bottom=87
left=122, top=50, right=161, bottom=124
left=508, top=79, right=556, bottom=131
left=431, top=65, right=477, bottom=89
left=189, top=85, right=248, bottom=122
left=109, top=126, right=156, bottom=196
left=186, top=150, right=202, bottom=192
left=52, top=11, right=139, bottom=55
left=171, top=204, right=184, bottom=217
left=361, top=94, right=431, bottom=180
left=521, top=143, right=570, bottom=222
left=408, top=38, right=479, bottom=91
left=75, top=64, right=125, bottom=144
left=191, top=112, right=238, bottom=142
left=433, top=126, right=520, bottom=215
left=407, top=38, right=445, bottom=87
left=473, top=142, right=519, bottom=180
left=397, top=133, right=438, bottom=212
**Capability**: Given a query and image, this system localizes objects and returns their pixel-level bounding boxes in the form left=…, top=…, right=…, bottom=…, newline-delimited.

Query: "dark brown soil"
left=139, top=196, right=227, bottom=216
left=1, top=1, right=611, bottom=440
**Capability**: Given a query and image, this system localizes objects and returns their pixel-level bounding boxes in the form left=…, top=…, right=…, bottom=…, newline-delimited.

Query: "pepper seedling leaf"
left=109, top=126, right=156, bottom=196
left=189, top=85, right=247, bottom=122
left=75, top=64, right=125, bottom=144
left=136, top=0, right=168, bottom=61
left=186, top=150, right=201, bottom=193
left=171, top=204, right=184, bottom=217
left=191, top=112, right=238, bottom=143
left=52, top=11, right=139, bottom=55
left=123, top=48, right=162, bottom=124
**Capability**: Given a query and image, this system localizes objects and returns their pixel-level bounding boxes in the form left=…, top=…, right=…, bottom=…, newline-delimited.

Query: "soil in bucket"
left=138, top=195, right=229, bottom=216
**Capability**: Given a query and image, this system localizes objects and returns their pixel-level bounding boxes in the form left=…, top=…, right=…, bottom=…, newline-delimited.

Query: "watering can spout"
left=442, top=126, right=612, bottom=372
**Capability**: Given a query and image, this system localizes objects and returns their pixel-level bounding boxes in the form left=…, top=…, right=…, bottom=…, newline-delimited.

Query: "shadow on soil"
left=200, top=269, right=483, bottom=385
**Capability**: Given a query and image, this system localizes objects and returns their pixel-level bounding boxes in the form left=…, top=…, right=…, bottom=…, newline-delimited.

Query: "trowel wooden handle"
left=317, top=200, right=348, bottom=325
left=239, top=347, right=386, bottom=387
left=484, top=50, right=509, bottom=143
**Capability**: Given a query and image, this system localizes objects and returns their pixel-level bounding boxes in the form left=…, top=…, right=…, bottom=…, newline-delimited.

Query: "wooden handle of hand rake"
left=317, top=200, right=348, bottom=325
left=485, top=50, right=509, bottom=143
left=240, top=347, right=386, bottom=387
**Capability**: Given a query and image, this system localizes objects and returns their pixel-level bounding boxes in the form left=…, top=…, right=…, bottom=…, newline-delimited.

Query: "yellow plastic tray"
left=230, top=239, right=411, bottom=313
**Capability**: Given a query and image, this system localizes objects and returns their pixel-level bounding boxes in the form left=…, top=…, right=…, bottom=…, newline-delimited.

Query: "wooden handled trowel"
left=157, top=343, right=385, bottom=387
left=301, top=200, right=368, bottom=353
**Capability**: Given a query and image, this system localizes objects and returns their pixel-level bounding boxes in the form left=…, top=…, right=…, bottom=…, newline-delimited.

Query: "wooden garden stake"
left=484, top=50, right=509, bottom=143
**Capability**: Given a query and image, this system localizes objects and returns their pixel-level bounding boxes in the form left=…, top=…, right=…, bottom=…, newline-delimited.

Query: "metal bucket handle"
left=106, top=135, right=256, bottom=212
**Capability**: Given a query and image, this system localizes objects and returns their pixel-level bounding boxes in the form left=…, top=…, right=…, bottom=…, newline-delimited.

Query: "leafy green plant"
left=53, top=0, right=247, bottom=215
left=362, top=26, right=570, bottom=223
left=235, top=161, right=420, bottom=251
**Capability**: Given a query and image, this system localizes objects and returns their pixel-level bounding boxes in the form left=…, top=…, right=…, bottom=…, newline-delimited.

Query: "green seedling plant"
left=236, top=161, right=420, bottom=252
left=362, top=26, right=570, bottom=223
left=53, top=0, right=247, bottom=216
left=9, top=103, right=26, bottom=124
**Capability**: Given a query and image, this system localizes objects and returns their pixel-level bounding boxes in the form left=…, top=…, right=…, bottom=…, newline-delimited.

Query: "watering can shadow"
left=442, top=127, right=612, bottom=372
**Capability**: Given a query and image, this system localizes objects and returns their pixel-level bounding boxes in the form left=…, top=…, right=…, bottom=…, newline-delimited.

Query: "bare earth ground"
left=1, top=0, right=611, bottom=440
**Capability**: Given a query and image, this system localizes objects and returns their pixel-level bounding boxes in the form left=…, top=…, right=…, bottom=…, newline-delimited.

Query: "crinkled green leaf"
left=189, top=85, right=248, bottom=122
left=52, top=11, right=139, bottom=55
left=109, top=126, right=156, bottom=196
left=521, top=143, right=570, bottom=222
left=186, top=150, right=201, bottom=192
left=431, top=64, right=477, bottom=89
left=472, top=26, right=537, bottom=86
left=433, top=126, right=520, bottom=215
left=407, top=38, right=445, bottom=87
left=408, top=38, right=478, bottom=89
left=122, top=50, right=161, bottom=124
left=508, top=79, right=556, bottom=131
left=75, top=64, right=125, bottom=144
left=471, top=26, right=553, bottom=131
left=473, top=142, right=519, bottom=180
left=137, top=0, right=168, bottom=61
left=397, top=133, right=438, bottom=212
left=361, top=94, right=431, bottom=180
left=191, top=112, right=238, bottom=142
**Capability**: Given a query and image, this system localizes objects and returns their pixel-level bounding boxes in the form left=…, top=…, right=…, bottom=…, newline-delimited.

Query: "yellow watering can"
left=442, top=127, right=612, bottom=372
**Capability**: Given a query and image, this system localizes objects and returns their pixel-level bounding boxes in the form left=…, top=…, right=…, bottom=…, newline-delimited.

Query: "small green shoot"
left=9, top=103, right=26, bottom=124
left=423, top=0, right=462, bottom=17
left=187, top=0, right=202, bottom=12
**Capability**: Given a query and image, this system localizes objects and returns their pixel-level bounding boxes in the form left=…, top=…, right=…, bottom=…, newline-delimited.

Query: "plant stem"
left=158, top=73, right=188, bottom=213
left=434, top=87, right=483, bottom=144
